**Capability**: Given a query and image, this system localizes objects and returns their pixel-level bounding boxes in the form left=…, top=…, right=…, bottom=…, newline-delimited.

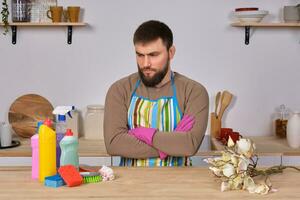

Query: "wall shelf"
left=0, top=22, right=87, bottom=45
left=231, top=22, right=300, bottom=45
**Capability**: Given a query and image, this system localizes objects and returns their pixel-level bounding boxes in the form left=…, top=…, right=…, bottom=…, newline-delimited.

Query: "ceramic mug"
left=47, top=6, right=63, bottom=22
left=0, top=122, right=12, bottom=147
left=65, top=6, right=80, bottom=22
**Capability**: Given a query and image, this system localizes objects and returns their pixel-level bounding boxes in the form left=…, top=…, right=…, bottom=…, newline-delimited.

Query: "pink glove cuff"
left=159, top=151, right=168, bottom=160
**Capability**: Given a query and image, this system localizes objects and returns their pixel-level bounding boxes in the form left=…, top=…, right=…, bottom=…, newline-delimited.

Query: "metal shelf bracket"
left=11, top=26, right=17, bottom=45
left=67, top=26, right=73, bottom=44
left=245, top=26, right=250, bottom=45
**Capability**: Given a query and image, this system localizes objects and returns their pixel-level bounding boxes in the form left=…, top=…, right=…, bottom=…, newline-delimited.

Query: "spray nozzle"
left=53, top=106, right=75, bottom=119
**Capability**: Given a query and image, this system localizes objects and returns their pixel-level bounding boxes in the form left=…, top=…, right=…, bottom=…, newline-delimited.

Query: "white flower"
left=222, top=163, right=235, bottom=177
left=227, top=136, right=235, bottom=147
left=254, top=184, right=269, bottom=195
left=230, top=175, right=244, bottom=190
left=231, top=155, right=239, bottom=167
left=236, top=138, right=256, bottom=158
left=237, top=157, right=250, bottom=173
left=243, top=176, right=256, bottom=191
left=222, top=152, right=231, bottom=162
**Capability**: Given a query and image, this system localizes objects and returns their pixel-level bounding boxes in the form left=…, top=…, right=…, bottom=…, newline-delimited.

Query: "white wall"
left=1, top=0, right=300, bottom=136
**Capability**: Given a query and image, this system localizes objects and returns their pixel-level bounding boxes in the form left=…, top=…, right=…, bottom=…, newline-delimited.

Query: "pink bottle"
left=31, top=121, right=43, bottom=180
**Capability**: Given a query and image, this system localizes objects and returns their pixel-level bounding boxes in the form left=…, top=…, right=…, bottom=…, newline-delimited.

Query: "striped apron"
left=120, top=73, right=191, bottom=166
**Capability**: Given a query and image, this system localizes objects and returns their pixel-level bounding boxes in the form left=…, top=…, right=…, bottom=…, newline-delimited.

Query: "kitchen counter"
left=1, top=135, right=299, bottom=158
left=0, top=166, right=299, bottom=199
left=211, top=136, right=300, bottom=156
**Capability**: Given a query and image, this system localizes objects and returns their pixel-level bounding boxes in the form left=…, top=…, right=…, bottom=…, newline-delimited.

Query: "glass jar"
left=84, top=105, right=104, bottom=140
left=11, top=0, right=31, bottom=22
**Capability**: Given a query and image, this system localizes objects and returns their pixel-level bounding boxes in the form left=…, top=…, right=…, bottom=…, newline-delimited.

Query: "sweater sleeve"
left=152, top=82, right=209, bottom=156
left=103, top=81, right=159, bottom=159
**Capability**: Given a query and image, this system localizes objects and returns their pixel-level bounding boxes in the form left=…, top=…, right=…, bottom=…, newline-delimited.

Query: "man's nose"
left=143, top=56, right=151, bottom=67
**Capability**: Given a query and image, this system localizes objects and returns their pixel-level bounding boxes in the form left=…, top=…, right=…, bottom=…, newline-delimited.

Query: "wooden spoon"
left=215, top=91, right=221, bottom=117
left=218, top=91, right=233, bottom=120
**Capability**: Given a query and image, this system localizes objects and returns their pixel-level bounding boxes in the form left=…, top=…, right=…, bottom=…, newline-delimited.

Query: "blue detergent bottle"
left=60, top=129, right=79, bottom=169
left=56, top=115, right=66, bottom=168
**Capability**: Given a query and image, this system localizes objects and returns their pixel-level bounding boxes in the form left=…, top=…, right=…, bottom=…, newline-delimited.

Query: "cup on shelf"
left=64, top=6, right=80, bottom=22
left=47, top=6, right=63, bottom=22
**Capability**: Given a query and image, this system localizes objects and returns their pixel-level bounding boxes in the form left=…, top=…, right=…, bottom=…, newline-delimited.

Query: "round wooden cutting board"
left=8, top=94, right=54, bottom=138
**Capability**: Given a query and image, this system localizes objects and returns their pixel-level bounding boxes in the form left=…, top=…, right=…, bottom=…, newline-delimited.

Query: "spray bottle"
left=53, top=106, right=74, bottom=168
left=39, top=119, right=56, bottom=182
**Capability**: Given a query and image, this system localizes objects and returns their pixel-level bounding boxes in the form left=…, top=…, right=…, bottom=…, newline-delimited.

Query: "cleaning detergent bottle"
left=31, top=121, right=43, bottom=180
left=60, top=129, right=79, bottom=169
left=55, top=114, right=66, bottom=168
left=39, top=119, right=56, bottom=182
left=53, top=106, right=75, bottom=168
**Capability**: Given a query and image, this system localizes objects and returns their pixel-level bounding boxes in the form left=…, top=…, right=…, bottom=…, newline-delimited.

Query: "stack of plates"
left=234, top=8, right=269, bottom=23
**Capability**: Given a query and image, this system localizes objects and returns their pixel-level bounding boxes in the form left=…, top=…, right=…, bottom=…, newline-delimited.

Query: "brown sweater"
left=104, top=72, right=209, bottom=159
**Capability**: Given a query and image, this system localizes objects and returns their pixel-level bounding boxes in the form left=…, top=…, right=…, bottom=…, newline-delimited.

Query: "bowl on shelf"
left=234, top=10, right=269, bottom=23
left=235, top=7, right=259, bottom=12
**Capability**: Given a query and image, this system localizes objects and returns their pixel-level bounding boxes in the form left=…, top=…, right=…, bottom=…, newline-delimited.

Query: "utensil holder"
left=210, top=112, right=221, bottom=138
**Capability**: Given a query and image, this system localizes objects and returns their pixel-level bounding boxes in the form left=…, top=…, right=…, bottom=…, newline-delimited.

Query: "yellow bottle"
left=38, top=119, right=56, bottom=182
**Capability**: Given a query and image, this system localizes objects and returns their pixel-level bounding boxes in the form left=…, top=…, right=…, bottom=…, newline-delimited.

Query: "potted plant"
left=1, top=0, right=9, bottom=35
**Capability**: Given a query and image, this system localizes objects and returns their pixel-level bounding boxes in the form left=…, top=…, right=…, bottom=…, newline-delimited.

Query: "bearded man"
left=104, top=20, right=209, bottom=167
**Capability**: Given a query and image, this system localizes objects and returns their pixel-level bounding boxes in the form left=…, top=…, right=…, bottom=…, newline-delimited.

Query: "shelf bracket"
left=11, top=26, right=17, bottom=45
left=245, top=26, right=250, bottom=45
left=67, top=26, right=73, bottom=44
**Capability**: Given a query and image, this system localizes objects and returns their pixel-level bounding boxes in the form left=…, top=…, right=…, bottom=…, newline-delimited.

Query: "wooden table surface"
left=211, top=136, right=300, bottom=156
left=0, top=166, right=299, bottom=199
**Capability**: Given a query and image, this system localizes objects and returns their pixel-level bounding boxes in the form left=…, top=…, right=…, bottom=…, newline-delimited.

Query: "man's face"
left=135, top=38, right=172, bottom=87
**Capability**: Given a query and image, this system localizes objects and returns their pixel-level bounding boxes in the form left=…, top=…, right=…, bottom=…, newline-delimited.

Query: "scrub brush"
left=80, top=172, right=102, bottom=183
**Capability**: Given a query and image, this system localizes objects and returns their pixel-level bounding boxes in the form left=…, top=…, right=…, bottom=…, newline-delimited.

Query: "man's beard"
left=138, top=60, right=169, bottom=87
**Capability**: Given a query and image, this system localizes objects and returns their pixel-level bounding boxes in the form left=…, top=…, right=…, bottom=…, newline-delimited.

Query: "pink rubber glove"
left=175, top=115, right=195, bottom=132
left=129, top=127, right=167, bottom=159
left=160, top=115, right=195, bottom=160
left=128, top=127, right=157, bottom=146
left=159, top=151, right=168, bottom=160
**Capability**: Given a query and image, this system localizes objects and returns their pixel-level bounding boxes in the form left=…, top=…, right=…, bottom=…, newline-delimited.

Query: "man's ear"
left=169, top=45, right=176, bottom=59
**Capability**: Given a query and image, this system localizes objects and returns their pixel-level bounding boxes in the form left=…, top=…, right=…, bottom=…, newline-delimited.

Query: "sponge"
left=58, top=165, right=83, bottom=187
left=44, top=174, right=65, bottom=188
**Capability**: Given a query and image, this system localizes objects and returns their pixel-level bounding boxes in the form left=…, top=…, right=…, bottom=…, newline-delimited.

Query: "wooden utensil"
left=8, top=94, right=54, bottom=138
left=214, top=92, right=221, bottom=117
left=218, top=91, right=233, bottom=120
left=210, top=112, right=221, bottom=138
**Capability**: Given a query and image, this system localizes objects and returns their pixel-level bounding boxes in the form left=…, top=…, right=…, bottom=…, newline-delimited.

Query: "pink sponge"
left=58, top=165, right=83, bottom=187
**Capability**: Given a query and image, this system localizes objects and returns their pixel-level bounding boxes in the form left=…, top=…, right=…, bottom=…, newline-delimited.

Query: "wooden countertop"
left=0, top=136, right=219, bottom=157
left=0, top=166, right=299, bottom=199
left=211, top=136, right=300, bottom=156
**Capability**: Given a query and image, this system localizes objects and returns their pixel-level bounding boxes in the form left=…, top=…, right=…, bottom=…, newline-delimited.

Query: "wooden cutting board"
left=8, top=94, right=54, bottom=138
